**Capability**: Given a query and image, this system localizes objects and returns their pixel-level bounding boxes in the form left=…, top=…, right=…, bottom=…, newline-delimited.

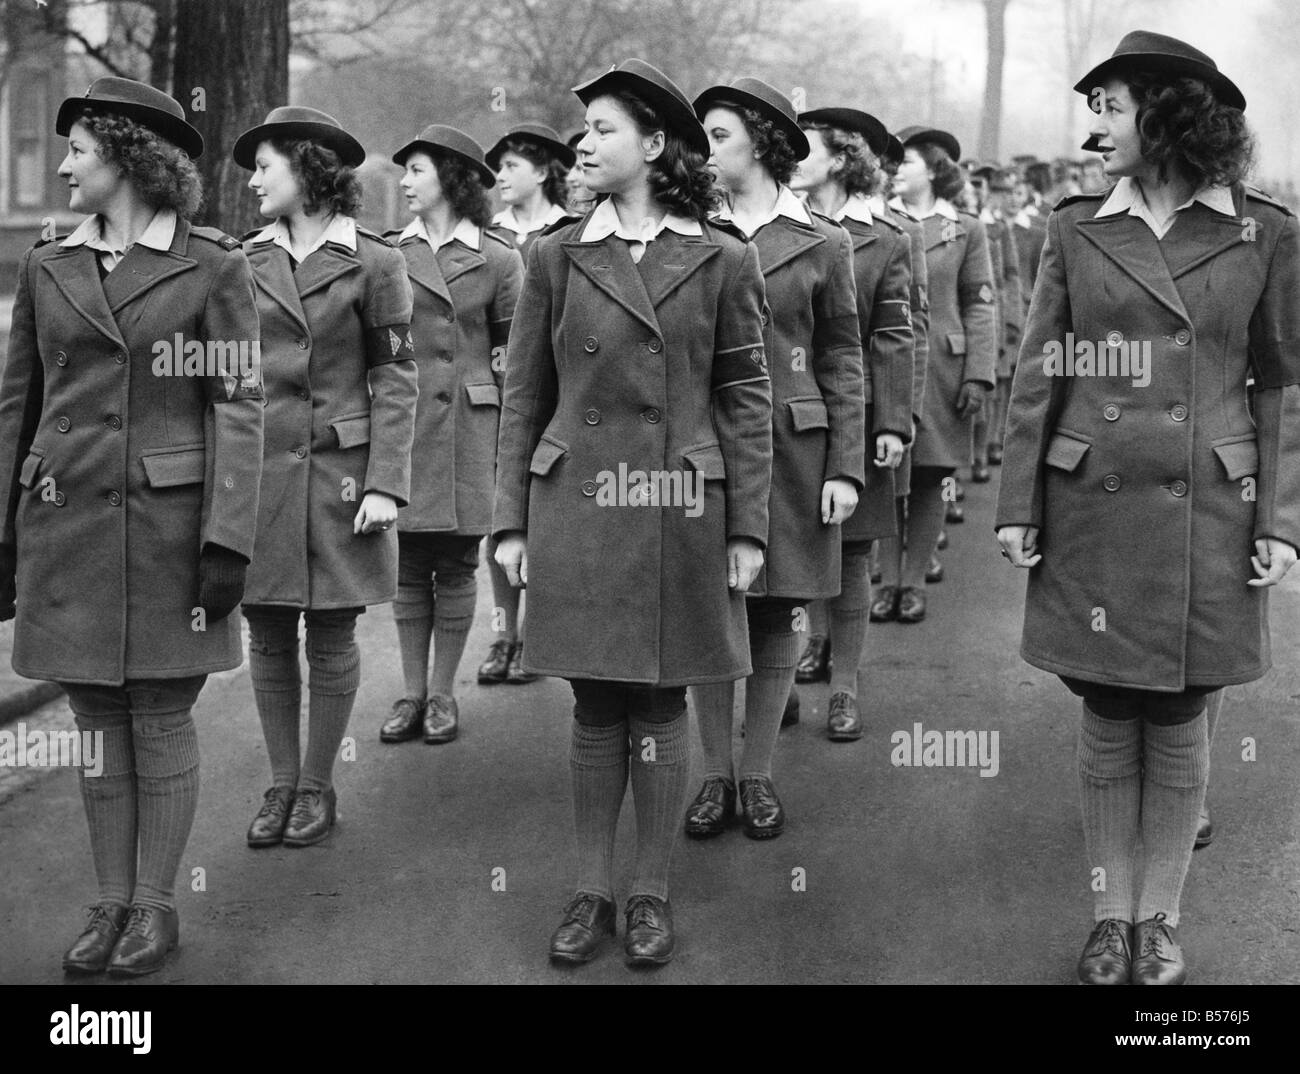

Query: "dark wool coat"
left=996, top=186, right=1300, bottom=691
left=884, top=202, right=931, bottom=500
left=985, top=213, right=1024, bottom=379
left=0, top=221, right=264, bottom=684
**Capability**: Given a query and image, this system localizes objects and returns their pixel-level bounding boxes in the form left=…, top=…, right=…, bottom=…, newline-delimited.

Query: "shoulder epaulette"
left=1244, top=186, right=1295, bottom=217
left=383, top=228, right=405, bottom=241
left=483, top=228, right=515, bottom=249
left=705, top=217, right=749, bottom=243
left=808, top=208, right=840, bottom=229
left=956, top=208, right=981, bottom=224
left=540, top=213, right=582, bottom=237
left=1053, top=191, right=1106, bottom=212
left=356, top=225, right=394, bottom=247
left=190, top=224, right=241, bottom=251
left=241, top=225, right=270, bottom=243
left=33, top=234, right=67, bottom=248
left=873, top=212, right=905, bottom=235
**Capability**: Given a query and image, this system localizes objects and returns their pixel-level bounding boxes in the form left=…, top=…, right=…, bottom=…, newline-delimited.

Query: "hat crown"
left=1111, top=30, right=1217, bottom=70
left=724, top=77, right=796, bottom=122
left=259, top=105, right=345, bottom=129
left=80, top=76, right=186, bottom=122
left=408, top=124, right=485, bottom=163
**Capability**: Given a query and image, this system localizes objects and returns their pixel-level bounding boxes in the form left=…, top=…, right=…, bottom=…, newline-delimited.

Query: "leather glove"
left=956, top=381, right=988, bottom=420
left=197, top=543, right=249, bottom=621
left=0, top=543, right=15, bottom=623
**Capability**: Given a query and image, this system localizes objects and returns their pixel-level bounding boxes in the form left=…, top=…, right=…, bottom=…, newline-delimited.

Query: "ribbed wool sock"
left=393, top=578, right=435, bottom=701
left=739, top=626, right=801, bottom=779
left=1206, top=689, right=1223, bottom=744
left=1137, top=713, right=1209, bottom=927
left=1077, top=703, right=1142, bottom=923
left=901, top=483, right=946, bottom=589
left=300, top=624, right=361, bottom=793
left=132, top=709, right=201, bottom=912
left=73, top=711, right=136, bottom=908
left=429, top=577, right=477, bottom=698
left=248, top=627, right=302, bottom=789
left=570, top=720, right=629, bottom=900
left=628, top=712, right=690, bottom=900
left=829, top=547, right=872, bottom=698
left=689, top=680, right=736, bottom=781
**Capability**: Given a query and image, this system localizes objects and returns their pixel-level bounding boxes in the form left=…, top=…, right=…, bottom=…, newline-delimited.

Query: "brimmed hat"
left=233, top=107, right=364, bottom=169
left=797, top=107, right=889, bottom=158
left=694, top=77, right=810, bottom=160
left=57, top=76, right=203, bottom=159
left=882, top=133, right=905, bottom=168
left=392, top=125, right=494, bottom=187
left=573, top=59, right=708, bottom=157
left=1074, top=30, right=1244, bottom=111
left=1080, top=133, right=1106, bottom=153
left=486, top=123, right=577, bottom=173
left=897, top=126, right=961, bottom=164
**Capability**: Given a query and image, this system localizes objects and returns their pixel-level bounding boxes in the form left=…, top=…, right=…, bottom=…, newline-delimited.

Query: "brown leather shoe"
left=506, top=641, right=539, bottom=684
left=624, top=894, right=675, bottom=966
left=1132, top=913, right=1187, bottom=985
left=476, top=638, right=512, bottom=684
left=684, top=776, right=736, bottom=837
left=1077, top=918, right=1132, bottom=985
left=380, top=697, right=425, bottom=743
left=827, top=691, right=862, bottom=741
left=106, top=904, right=179, bottom=978
left=549, top=892, right=616, bottom=963
left=62, top=903, right=128, bottom=975
left=423, top=694, right=459, bottom=743
left=739, top=775, right=785, bottom=839
left=795, top=634, right=830, bottom=683
left=246, top=785, right=295, bottom=848
left=897, top=586, right=927, bottom=623
left=869, top=585, right=901, bottom=622
left=282, top=786, right=337, bottom=847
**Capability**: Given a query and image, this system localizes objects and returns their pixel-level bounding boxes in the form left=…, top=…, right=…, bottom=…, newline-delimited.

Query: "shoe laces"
left=561, top=892, right=606, bottom=925
left=289, top=788, right=323, bottom=821
left=1140, top=913, right=1175, bottom=958
left=120, top=905, right=155, bottom=939
left=625, top=895, right=662, bottom=931
left=828, top=693, right=853, bottom=719
left=740, top=778, right=777, bottom=809
left=257, top=787, right=292, bottom=820
left=85, top=903, right=125, bottom=930
left=490, top=638, right=512, bottom=658
left=1088, top=918, right=1129, bottom=957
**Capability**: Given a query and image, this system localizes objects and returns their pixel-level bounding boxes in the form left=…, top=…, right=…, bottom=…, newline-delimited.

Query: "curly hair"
left=72, top=107, right=202, bottom=218
left=1119, top=71, right=1254, bottom=187
left=499, top=138, right=569, bottom=209
left=912, top=141, right=967, bottom=203
left=801, top=122, right=880, bottom=197
left=710, top=100, right=801, bottom=185
left=269, top=136, right=362, bottom=217
left=609, top=90, right=720, bottom=222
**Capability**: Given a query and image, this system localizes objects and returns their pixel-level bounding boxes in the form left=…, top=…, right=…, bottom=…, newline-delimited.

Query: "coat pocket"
left=329, top=412, right=372, bottom=450
left=1211, top=436, right=1258, bottom=481
left=465, top=382, right=501, bottom=407
left=947, top=332, right=967, bottom=356
left=1043, top=430, right=1091, bottom=472
left=681, top=441, right=727, bottom=480
left=787, top=396, right=830, bottom=432
left=529, top=433, right=568, bottom=476
left=17, top=447, right=45, bottom=489
left=140, top=445, right=206, bottom=487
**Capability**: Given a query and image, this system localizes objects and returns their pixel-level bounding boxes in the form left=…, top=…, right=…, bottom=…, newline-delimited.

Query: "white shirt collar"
left=834, top=192, right=874, bottom=226
left=715, top=184, right=812, bottom=236
left=492, top=203, right=566, bottom=242
left=579, top=197, right=703, bottom=243
left=889, top=195, right=958, bottom=221
left=398, top=215, right=482, bottom=251
left=251, top=214, right=358, bottom=262
left=866, top=193, right=889, bottom=217
left=61, top=208, right=177, bottom=268
left=1096, top=176, right=1236, bottom=239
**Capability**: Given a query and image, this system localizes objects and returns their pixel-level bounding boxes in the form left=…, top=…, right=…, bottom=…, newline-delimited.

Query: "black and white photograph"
left=0, top=0, right=1296, bottom=1050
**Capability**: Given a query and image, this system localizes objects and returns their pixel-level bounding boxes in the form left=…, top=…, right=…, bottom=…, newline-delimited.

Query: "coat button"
left=54, top=350, right=68, bottom=366
left=761, top=312, right=769, bottom=327
left=646, top=339, right=662, bottom=353
left=294, top=446, right=307, bottom=459
left=296, top=389, right=310, bottom=400
left=585, top=408, right=601, bottom=425
left=53, top=491, right=66, bottom=506
left=437, top=391, right=451, bottom=403
left=583, top=336, right=599, bottom=353
left=296, top=338, right=309, bottom=349
left=1170, top=404, right=1188, bottom=422
left=113, top=352, right=126, bottom=364
left=581, top=479, right=598, bottom=496
left=107, top=490, right=121, bottom=506
left=444, top=312, right=455, bottom=324
left=1103, top=404, right=1120, bottom=421
left=1170, top=479, right=1188, bottom=497
left=1105, top=330, right=1123, bottom=348
left=1103, top=474, right=1121, bottom=492
left=56, top=416, right=71, bottom=433
left=1174, top=328, right=1191, bottom=346
left=643, top=408, right=661, bottom=423
left=106, top=415, right=122, bottom=430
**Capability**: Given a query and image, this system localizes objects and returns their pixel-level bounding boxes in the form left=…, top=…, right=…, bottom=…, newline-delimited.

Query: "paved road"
left=1, top=472, right=1298, bottom=984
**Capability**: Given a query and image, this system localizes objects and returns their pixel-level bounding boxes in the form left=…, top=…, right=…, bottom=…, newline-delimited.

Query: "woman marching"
left=469, top=124, right=571, bottom=689
left=0, top=77, right=263, bottom=974
left=872, top=126, right=996, bottom=624
left=375, top=126, right=523, bottom=744
left=493, top=59, right=773, bottom=965
left=684, top=78, right=864, bottom=838
left=234, top=107, right=418, bottom=848
left=787, top=106, right=914, bottom=738
left=997, top=31, right=1300, bottom=985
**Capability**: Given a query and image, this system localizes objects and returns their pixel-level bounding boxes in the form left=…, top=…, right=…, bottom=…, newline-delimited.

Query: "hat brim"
left=1073, top=54, right=1245, bottom=111
left=392, top=141, right=495, bottom=187
left=574, top=71, right=709, bottom=157
left=900, top=128, right=962, bottom=164
left=486, top=132, right=577, bottom=173
left=234, top=122, right=365, bottom=170
left=798, top=108, right=889, bottom=158
left=695, top=86, right=810, bottom=161
left=57, top=97, right=204, bottom=160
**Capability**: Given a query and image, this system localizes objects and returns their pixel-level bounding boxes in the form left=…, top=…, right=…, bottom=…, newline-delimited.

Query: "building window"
left=11, top=71, right=50, bottom=210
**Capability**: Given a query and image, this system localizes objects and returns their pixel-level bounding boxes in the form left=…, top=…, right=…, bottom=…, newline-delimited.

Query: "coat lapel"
left=562, top=237, right=659, bottom=335
left=635, top=232, right=721, bottom=309
left=39, top=247, right=127, bottom=349
left=848, top=226, right=879, bottom=253
left=1159, top=201, right=1252, bottom=280
left=246, top=241, right=309, bottom=335
left=1075, top=212, right=1189, bottom=323
left=99, top=227, right=197, bottom=314
left=398, top=238, right=453, bottom=305
left=294, top=243, right=361, bottom=301
left=753, top=216, right=825, bottom=275
left=922, top=214, right=966, bottom=253
left=438, top=240, right=486, bottom=287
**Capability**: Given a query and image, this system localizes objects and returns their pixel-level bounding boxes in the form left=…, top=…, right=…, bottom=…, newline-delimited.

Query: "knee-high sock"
left=807, top=599, right=828, bottom=637
left=739, top=626, right=801, bottom=780
left=901, top=483, right=946, bottom=589
left=1077, top=703, right=1141, bottom=923
left=570, top=720, right=628, bottom=900
left=877, top=498, right=906, bottom=587
left=486, top=540, right=522, bottom=643
left=429, top=576, right=477, bottom=698
left=690, top=680, right=736, bottom=781
left=300, top=624, right=361, bottom=793
left=1206, top=689, right=1223, bottom=744
left=1137, top=714, right=1209, bottom=927
left=393, top=578, right=434, bottom=701
left=628, top=712, right=690, bottom=900
left=248, top=628, right=302, bottom=789
left=829, top=548, right=871, bottom=698
left=74, top=711, right=135, bottom=908
left=132, top=709, right=200, bottom=912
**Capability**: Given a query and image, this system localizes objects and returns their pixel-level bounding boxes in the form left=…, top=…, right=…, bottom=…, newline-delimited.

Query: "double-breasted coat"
left=834, top=198, right=913, bottom=544
left=385, top=223, right=523, bottom=535
left=492, top=213, right=774, bottom=686
left=242, top=223, right=418, bottom=609
left=0, top=221, right=264, bottom=684
left=880, top=199, right=931, bottom=500
left=910, top=205, right=998, bottom=469
left=733, top=200, right=865, bottom=597
left=996, top=185, right=1300, bottom=691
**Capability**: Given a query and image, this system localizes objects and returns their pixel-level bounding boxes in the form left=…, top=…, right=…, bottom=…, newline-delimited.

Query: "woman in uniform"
left=997, top=31, right=1300, bottom=985
left=684, top=78, right=863, bottom=839
left=788, top=106, right=913, bottom=739
left=872, top=127, right=995, bottom=624
left=493, top=59, right=772, bottom=965
left=234, top=107, right=418, bottom=848
left=375, top=126, right=523, bottom=744
left=471, top=124, right=572, bottom=689
left=0, top=77, right=263, bottom=975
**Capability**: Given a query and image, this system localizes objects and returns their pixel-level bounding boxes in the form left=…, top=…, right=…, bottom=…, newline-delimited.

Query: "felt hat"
left=57, top=76, right=203, bottom=159
left=234, top=106, right=364, bottom=169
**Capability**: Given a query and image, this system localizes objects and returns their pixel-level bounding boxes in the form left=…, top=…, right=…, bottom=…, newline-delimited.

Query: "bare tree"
left=977, top=0, right=1010, bottom=161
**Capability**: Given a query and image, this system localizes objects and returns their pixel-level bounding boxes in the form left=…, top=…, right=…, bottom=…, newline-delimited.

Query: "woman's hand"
left=874, top=433, right=905, bottom=470
left=354, top=492, right=398, bottom=535
left=1247, top=537, right=1298, bottom=587
left=821, top=479, right=859, bottom=525
left=727, top=537, right=764, bottom=592
left=956, top=381, right=988, bottom=420
left=495, top=532, right=528, bottom=588
left=997, top=524, right=1042, bottom=568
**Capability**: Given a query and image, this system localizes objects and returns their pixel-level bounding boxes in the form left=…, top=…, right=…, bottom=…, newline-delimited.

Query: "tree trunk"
left=978, top=0, right=1009, bottom=162
left=172, top=0, right=289, bottom=232
left=146, top=0, right=176, bottom=90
